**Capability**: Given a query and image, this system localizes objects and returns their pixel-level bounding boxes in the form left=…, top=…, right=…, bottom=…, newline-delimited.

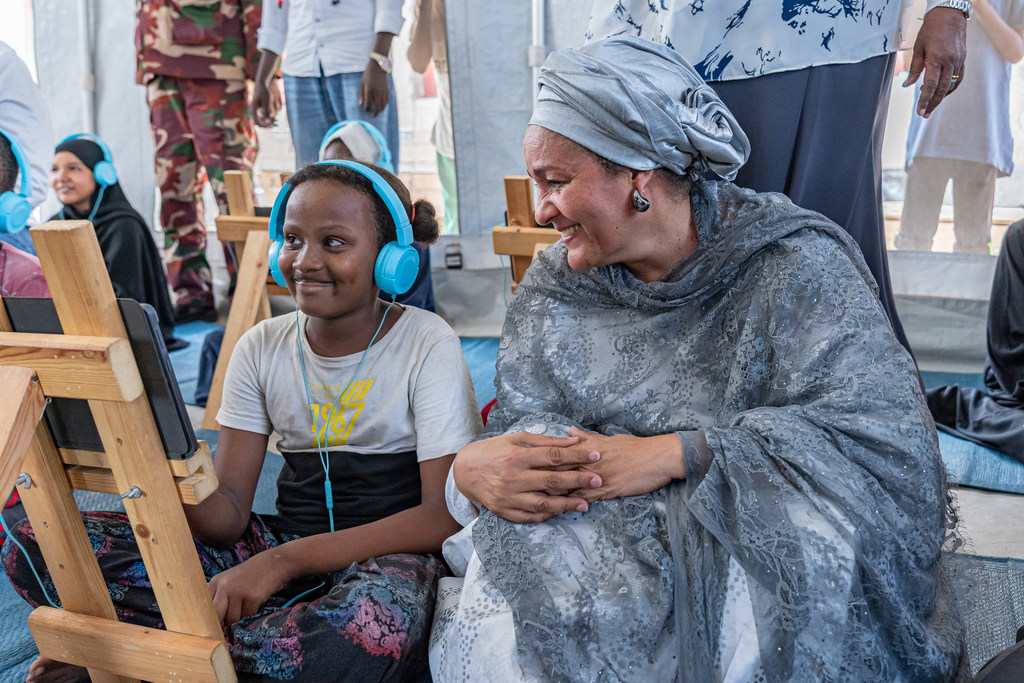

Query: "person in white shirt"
left=252, top=0, right=404, bottom=168
left=0, top=40, right=54, bottom=255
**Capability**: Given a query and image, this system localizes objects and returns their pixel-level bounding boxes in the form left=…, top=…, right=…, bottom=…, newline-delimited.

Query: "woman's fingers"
left=500, top=492, right=591, bottom=523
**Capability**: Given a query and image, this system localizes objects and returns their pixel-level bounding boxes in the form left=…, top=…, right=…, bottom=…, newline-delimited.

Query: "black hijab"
left=51, top=138, right=179, bottom=346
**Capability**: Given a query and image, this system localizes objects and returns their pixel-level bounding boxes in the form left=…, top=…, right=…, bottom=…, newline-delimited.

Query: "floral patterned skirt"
left=2, top=511, right=441, bottom=682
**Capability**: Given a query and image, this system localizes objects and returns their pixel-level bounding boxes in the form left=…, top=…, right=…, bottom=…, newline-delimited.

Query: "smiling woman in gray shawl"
left=430, top=36, right=963, bottom=682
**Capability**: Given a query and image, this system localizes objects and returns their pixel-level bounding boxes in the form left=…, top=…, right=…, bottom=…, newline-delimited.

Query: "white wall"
left=33, top=0, right=156, bottom=227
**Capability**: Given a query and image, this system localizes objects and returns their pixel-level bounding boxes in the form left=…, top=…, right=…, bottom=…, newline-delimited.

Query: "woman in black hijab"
left=50, top=135, right=185, bottom=350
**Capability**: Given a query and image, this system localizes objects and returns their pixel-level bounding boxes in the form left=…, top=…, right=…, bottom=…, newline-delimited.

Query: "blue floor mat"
left=920, top=370, right=1024, bottom=494
left=459, top=337, right=499, bottom=410
left=168, top=320, right=222, bottom=407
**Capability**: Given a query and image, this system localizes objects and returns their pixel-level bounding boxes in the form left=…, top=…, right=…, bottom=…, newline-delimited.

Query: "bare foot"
left=25, top=657, right=88, bottom=683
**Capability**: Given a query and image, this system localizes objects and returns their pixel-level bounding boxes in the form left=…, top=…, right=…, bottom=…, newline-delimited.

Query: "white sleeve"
left=373, top=0, right=406, bottom=37
left=0, top=45, right=54, bottom=209
left=445, top=463, right=480, bottom=527
left=257, top=0, right=288, bottom=55
left=216, top=327, right=274, bottom=435
left=411, top=334, right=483, bottom=461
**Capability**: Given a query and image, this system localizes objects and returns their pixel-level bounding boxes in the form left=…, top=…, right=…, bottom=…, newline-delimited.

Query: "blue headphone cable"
left=0, top=506, right=59, bottom=608
left=283, top=298, right=396, bottom=609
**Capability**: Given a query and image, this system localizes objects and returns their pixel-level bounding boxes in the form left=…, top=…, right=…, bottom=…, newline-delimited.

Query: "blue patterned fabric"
left=586, top=0, right=909, bottom=82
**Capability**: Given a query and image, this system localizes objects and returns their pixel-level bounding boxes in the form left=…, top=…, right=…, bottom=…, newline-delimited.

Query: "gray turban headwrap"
left=530, top=36, right=750, bottom=181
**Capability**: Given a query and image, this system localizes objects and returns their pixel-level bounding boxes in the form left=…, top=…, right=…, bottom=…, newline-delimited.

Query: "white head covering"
left=529, top=36, right=749, bottom=181
left=318, top=121, right=385, bottom=165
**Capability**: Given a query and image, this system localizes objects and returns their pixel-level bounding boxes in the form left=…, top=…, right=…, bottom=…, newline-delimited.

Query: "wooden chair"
left=202, top=171, right=289, bottom=430
left=492, top=176, right=560, bottom=291
left=0, top=220, right=233, bottom=682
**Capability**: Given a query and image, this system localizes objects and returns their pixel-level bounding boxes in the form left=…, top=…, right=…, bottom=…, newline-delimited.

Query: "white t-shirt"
left=218, top=306, right=483, bottom=461
left=257, top=0, right=405, bottom=77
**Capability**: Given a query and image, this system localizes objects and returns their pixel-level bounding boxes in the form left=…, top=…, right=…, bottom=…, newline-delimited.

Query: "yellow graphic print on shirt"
left=308, top=379, right=375, bottom=448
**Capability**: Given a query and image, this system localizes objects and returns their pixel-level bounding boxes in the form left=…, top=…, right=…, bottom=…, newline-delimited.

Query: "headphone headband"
left=274, top=161, right=412, bottom=247
left=57, top=133, right=117, bottom=188
left=319, top=120, right=394, bottom=172
left=58, top=132, right=114, bottom=164
left=0, top=129, right=31, bottom=199
left=268, top=160, right=419, bottom=297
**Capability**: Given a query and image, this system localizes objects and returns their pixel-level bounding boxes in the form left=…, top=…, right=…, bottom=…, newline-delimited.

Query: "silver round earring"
left=632, top=188, right=650, bottom=213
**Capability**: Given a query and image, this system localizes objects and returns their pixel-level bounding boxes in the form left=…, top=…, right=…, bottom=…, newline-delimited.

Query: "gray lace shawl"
left=472, top=179, right=963, bottom=682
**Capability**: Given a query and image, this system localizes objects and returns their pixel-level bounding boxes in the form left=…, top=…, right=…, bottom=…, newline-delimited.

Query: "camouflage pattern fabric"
left=135, top=0, right=261, bottom=85
left=147, top=75, right=256, bottom=314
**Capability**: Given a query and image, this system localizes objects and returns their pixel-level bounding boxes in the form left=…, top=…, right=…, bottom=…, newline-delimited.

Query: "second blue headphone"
left=0, top=129, right=32, bottom=233
left=268, top=161, right=419, bottom=297
left=57, top=133, right=118, bottom=187
left=319, top=120, right=394, bottom=173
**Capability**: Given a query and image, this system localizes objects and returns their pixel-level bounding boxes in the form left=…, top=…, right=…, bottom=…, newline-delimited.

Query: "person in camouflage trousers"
left=136, top=0, right=263, bottom=323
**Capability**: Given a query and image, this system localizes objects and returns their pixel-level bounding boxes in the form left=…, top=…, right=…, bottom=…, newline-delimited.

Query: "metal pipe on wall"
left=529, top=0, right=546, bottom=105
left=77, top=0, right=95, bottom=132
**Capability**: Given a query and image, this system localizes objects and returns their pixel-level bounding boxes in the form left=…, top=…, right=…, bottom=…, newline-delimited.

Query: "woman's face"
left=50, top=151, right=97, bottom=213
left=524, top=126, right=636, bottom=273
left=278, top=179, right=381, bottom=321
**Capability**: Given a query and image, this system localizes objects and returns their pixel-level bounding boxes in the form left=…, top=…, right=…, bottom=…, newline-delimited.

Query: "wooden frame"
left=0, top=220, right=233, bottom=682
left=492, top=176, right=560, bottom=291
left=202, top=171, right=291, bottom=430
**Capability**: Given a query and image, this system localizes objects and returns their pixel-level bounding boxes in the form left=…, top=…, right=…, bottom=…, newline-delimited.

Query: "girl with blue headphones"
left=49, top=134, right=184, bottom=350
left=8, top=160, right=482, bottom=681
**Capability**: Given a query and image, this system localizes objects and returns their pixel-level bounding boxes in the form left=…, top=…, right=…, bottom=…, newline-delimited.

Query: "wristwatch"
left=934, top=0, right=972, bottom=20
left=369, top=51, right=393, bottom=73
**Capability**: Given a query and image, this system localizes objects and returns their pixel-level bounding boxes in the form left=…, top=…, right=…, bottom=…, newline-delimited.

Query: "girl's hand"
left=453, top=432, right=604, bottom=524
left=568, top=427, right=685, bottom=502
left=208, top=550, right=291, bottom=625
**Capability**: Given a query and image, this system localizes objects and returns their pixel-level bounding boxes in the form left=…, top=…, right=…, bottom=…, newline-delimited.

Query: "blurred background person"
left=408, top=0, right=457, bottom=236
left=252, top=0, right=404, bottom=169
left=898, top=0, right=1024, bottom=254
left=136, top=0, right=263, bottom=324
left=0, top=40, right=54, bottom=255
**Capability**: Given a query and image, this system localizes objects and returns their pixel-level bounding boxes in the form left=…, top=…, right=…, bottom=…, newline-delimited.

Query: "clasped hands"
left=452, top=428, right=684, bottom=524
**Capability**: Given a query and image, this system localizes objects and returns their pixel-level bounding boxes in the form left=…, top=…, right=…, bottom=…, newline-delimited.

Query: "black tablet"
left=3, top=297, right=198, bottom=460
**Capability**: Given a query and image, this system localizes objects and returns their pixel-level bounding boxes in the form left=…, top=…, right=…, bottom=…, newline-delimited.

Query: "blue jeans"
left=283, top=70, right=400, bottom=169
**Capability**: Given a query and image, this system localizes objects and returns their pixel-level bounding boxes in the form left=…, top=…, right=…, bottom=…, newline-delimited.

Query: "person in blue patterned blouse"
left=588, top=0, right=971, bottom=355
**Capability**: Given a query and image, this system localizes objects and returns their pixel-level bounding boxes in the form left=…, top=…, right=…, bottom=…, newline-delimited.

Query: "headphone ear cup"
left=92, top=160, right=117, bottom=187
left=374, top=242, right=420, bottom=297
left=0, top=191, right=30, bottom=233
left=268, top=238, right=287, bottom=288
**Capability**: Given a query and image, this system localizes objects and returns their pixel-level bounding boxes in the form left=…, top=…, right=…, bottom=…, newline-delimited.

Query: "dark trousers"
left=710, top=53, right=910, bottom=352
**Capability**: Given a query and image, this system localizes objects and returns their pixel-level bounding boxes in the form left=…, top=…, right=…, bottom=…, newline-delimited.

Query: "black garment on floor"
left=970, top=627, right=1024, bottom=682
left=927, top=220, right=1024, bottom=464
left=52, top=138, right=180, bottom=347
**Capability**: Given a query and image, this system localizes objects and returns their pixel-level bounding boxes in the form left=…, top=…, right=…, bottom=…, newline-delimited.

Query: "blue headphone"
left=268, top=160, right=419, bottom=297
left=0, top=129, right=32, bottom=233
left=58, top=133, right=118, bottom=187
left=319, top=120, right=394, bottom=173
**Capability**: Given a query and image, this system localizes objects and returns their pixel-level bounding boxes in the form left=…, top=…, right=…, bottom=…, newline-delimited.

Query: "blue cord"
left=284, top=299, right=396, bottom=610
left=0, top=505, right=59, bottom=608
left=58, top=184, right=106, bottom=223
left=294, top=298, right=396, bottom=535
